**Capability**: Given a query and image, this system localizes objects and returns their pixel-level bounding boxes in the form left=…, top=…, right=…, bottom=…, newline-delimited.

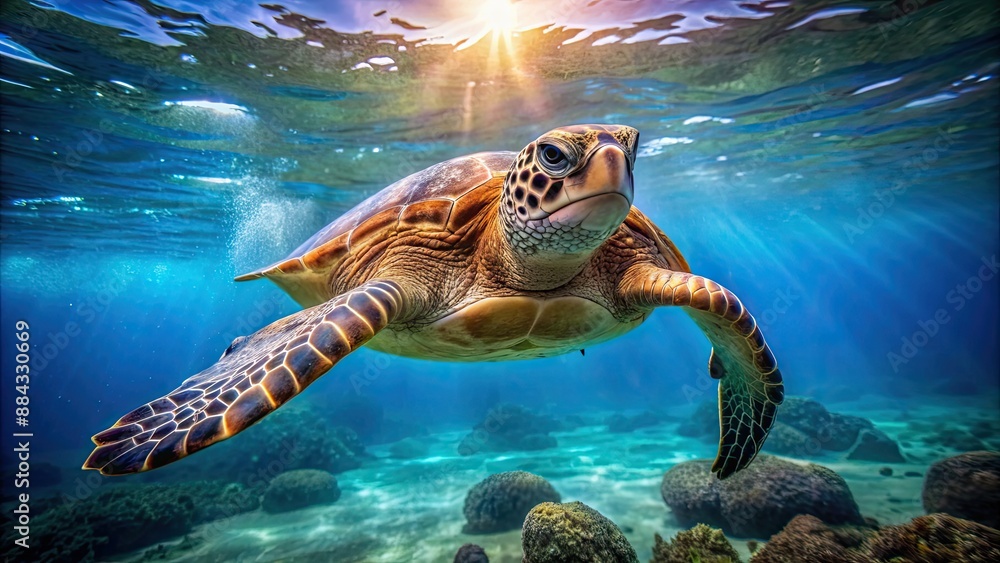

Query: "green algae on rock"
left=651, top=524, right=741, bottom=563
left=522, top=501, right=638, bottom=563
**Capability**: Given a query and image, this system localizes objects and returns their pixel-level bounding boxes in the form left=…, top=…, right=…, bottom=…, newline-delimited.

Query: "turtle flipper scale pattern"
left=83, top=280, right=404, bottom=475
left=621, top=267, right=783, bottom=478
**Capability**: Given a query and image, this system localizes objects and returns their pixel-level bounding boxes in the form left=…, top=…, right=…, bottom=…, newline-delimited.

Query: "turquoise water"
left=0, top=0, right=998, bottom=561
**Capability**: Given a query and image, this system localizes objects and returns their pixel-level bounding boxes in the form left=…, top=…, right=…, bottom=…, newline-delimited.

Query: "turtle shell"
left=236, top=151, right=515, bottom=286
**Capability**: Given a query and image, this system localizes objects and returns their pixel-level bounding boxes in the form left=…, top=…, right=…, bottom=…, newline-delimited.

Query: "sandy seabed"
left=113, top=397, right=996, bottom=562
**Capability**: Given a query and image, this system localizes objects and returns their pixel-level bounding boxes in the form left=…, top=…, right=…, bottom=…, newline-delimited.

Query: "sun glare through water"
left=457, top=0, right=518, bottom=54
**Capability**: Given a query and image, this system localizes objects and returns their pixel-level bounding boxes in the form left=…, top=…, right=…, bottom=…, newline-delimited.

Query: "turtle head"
left=500, top=124, right=638, bottom=257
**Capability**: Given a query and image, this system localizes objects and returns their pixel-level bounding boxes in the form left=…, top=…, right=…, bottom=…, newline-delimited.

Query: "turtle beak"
left=543, top=144, right=633, bottom=233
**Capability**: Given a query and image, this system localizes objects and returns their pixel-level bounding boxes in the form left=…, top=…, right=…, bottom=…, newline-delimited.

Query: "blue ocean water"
left=0, top=0, right=998, bottom=560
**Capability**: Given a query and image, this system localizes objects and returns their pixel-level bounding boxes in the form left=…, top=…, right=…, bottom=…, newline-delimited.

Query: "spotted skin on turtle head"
left=500, top=124, right=638, bottom=255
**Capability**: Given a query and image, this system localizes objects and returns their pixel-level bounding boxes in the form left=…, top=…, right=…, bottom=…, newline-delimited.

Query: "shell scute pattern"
left=239, top=152, right=515, bottom=280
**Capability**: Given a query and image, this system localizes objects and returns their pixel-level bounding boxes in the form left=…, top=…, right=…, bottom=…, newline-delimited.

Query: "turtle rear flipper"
left=620, top=267, right=784, bottom=478
left=83, top=280, right=405, bottom=475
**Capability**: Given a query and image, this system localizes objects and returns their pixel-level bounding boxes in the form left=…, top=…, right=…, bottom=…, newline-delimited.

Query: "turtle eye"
left=537, top=144, right=569, bottom=174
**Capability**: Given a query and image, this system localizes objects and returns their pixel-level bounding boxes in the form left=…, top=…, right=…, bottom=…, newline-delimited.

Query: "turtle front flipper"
left=619, top=266, right=784, bottom=479
left=83, top=279, right=405, bottom=475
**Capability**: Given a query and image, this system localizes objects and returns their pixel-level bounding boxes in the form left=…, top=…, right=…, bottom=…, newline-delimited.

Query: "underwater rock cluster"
left=261, top=469, right=342, bottom=514
left=326, top=394, right=429, bottom=445
left=454, top=543, right=490, bottom=563
left=676, top=401, right=718, bottom=438
left=845, top=428, right=906, bottom=463
left=775, top=397, right=904, bottom=461
left=458, top=404, right=561, bottom=456
left=604, top=411, right=662, bottom=433
left=0, top=481, right=257, bottom=562
left=462, top=471, right=561, bottom=534
left=661, top=455, right=864, bottom=538
left=651, top=523, right=741, bottom=563
left=388, top=436, right=431, bottom=459
left=922, top=450, right=1000, bottom=529
left=750, top=513, right=1000, bottom=562
left=671, top=396, right=909, bottom=461
left=196, top=405, right=368, bottom=485
left=900, top=417, right=1000, bottom=453
left=521, top=501, right=638, bottom=563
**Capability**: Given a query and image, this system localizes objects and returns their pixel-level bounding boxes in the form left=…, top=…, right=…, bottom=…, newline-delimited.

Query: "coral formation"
left=922, top=450, right=1000, bottom=528
left=928, top=427, right=989, bottom=452
left=779, top=397, right=880, bottom=452
left=750, top=513, right=1000, bottom=563
left=196, top=404, right=367, bottom=485
left=651, top=523, right=741, bottom=563
left=677, top=401, right=718, bottom=438
left=661, top=456, right=863, bottom=538
left=0, top=481, right=257, bottom=562
left=458, top=404, right=560, bottom=455
left=865, top=513, right=1000, bottom=561
left=324, top=394, right=429, bottom=445
left=454, top=543, right=490, bottom=563
left=747, top=515, right=873, bottom=563
left=388, top=437, right=430, bottom=459
left=605, top=411, right=662, bottom=433
left=761, top=422, right=815, bottom=456
left=521, top=501, right=638, bottom=563
left=846, top=429, right=906, bottom=463
left=462, top=471, right=561, bottom=534
left=261, top=469, right=341, bottom=513
left=679, top=397, right=906, bottom=461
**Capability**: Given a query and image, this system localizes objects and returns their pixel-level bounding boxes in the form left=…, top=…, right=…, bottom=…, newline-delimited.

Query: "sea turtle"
left=84, top=124, right=784, bottom=479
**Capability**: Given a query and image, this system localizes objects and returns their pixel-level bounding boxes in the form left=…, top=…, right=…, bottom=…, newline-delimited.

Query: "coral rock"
left=0, top=481, right=257, bottom=562
left=196, top=405, right=367, bottom=484
left=388, top=437, right=430, bottom=459
left=463, top=471, right=561, bottom=534
left=458, top=404, right=560, bottom=456
left=605, top=411, right=661, bottom=433
left=454, top=543, right=490, bottom=563
left=748, top=515, right=873, bottom=563
left=847, top=429, right=906, bottom=463
left=651, top=524, right=741, bottom=563
left=262, top=469, right=341, bottom=513
left=762, top=422, right=816, bottom=457
left=922, top=450, right=1000, bottom=529
left=865, top=513, right=1000, bottom=562
left=661, top=456, right=863, bottom=538
left=751, top=513, right=1000, bottom=563
left=521, top=501, right=637, bottom=563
